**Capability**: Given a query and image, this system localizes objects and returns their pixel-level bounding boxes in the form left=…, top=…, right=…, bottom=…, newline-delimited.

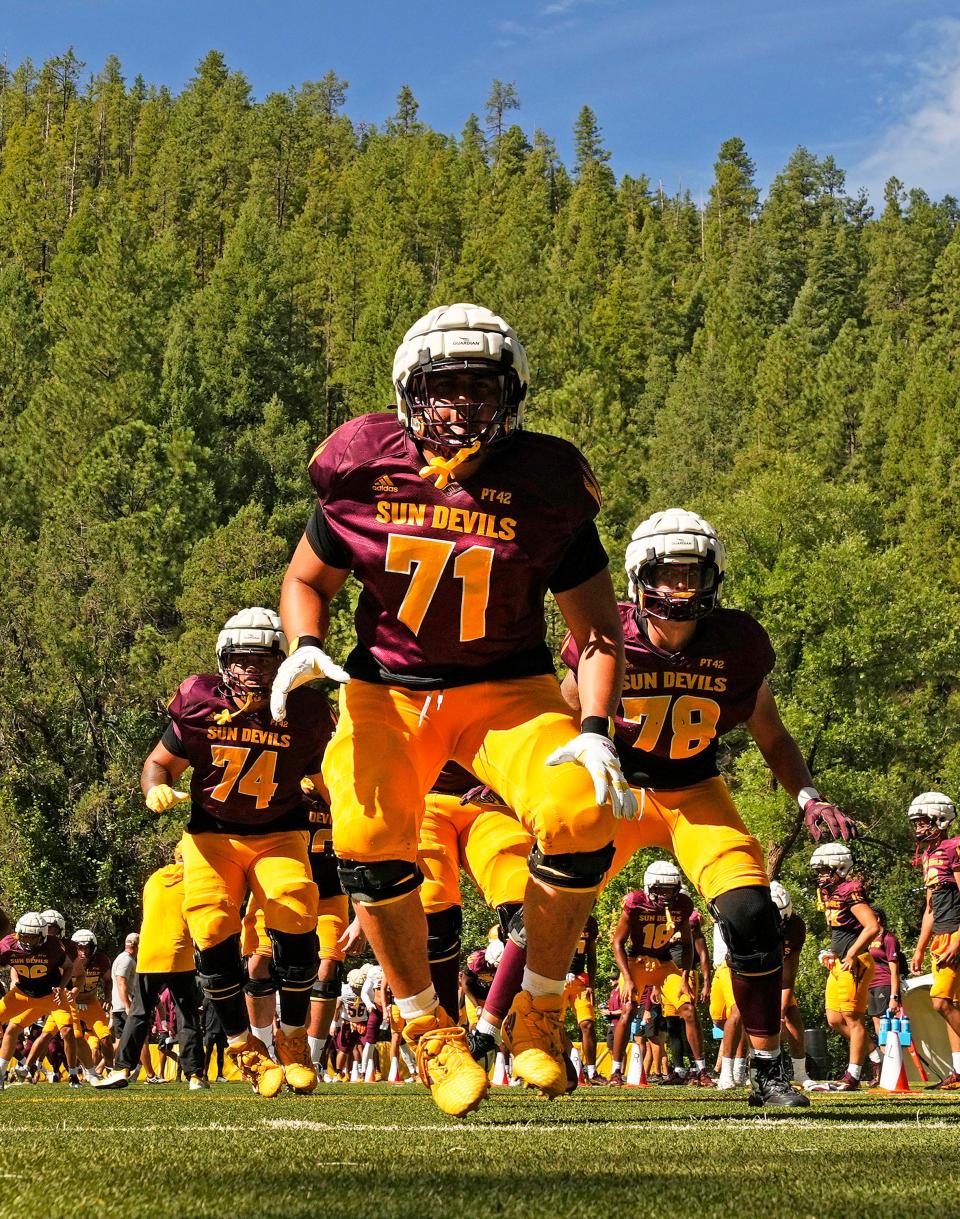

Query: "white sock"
left=733, top=1057, right=748, bottom=1082
left=400, top=1044, right=416, bottom=1072
left=847, top=1061, right=861, bottom=1080
left=308, top=1036, right=323, bottom=1065
left=868, top=1048, right=881, bottom=1064
left=251, top=1023, right=274, bottom=1050
left=397, top=985, right=439, bottom=1021
left=952, top=1051, right=960, bottom=1073
left=694, top=1059, right=705, bottom=1071
left=673, top=1065, right=687, bottom=1077
left=720, top=1055, right=734, bottom=1072
left=522, top=968, right=564, bottom=998
left=475, top=1016, right=499, bottom=1038
left=612, top=1059, right=622, bottom=1073
left=279, top=1023, right=302, bottom=1038
left=68, top=1066, right=79, bottom=1077
left=791, top=1056, right=809, bottom=1081
left=586, top=1064, right=596, bottom=1078
left=569, top=1046, right=583, bottom=1073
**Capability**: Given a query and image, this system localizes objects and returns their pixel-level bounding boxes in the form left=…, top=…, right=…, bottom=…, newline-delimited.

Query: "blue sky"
left=6, top=0, right=960, bottom=206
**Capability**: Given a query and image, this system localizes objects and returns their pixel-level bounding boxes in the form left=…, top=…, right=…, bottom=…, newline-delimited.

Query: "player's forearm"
left=574, top=645, right=623, bottom=722
left=141, top=760, right=173, bottom=797
left=755, top=732, right=813, bottom=801
left=280, top=572, right=332, bottom=643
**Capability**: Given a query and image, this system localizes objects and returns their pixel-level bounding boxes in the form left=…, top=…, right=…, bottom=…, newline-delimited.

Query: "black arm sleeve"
left=160, top=723, right=188, bottom=759
left=305, top=506, right=352, bottom=569
left=548, top=521, right=609, bottom=594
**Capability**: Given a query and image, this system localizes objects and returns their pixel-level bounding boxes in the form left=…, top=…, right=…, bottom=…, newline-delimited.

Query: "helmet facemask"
left=218, top=646, right=283, bottom=703
left=634, top=556, right=723, bottom=622
left=399, top=355, right=524, bottom=458
left=648, top=883, right=681, bottom=908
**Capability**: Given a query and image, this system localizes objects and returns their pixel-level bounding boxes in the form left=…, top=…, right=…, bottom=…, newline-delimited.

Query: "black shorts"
left=868, top=986, right=892, bottom=1017
left=111, top=1011, right=127, bottom=1040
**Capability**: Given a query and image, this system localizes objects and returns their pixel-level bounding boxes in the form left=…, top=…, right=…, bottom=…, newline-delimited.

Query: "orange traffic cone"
left=878, top=1027, right=912, bottom=1093
left=491, top=1050, right=509, bottom=1086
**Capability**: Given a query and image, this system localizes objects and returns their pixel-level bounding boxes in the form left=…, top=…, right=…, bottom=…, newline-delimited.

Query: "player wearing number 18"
left=141, top=608, right=335, bottom=1096
left=272, top=303, right=634, bottom=1116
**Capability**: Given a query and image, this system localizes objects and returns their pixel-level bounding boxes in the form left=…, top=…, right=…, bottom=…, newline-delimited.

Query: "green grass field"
left=1, top=1081, right=958, bottom=1219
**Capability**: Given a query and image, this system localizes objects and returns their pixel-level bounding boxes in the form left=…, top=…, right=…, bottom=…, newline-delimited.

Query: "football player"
left=561, top=913, right=602, bottom=1084
left=140, top=607, right=332, bottom=1097
left=28, top=929, right=114, bottom=1081
left=561, top=510, right=857, bottom=1106
left=907, top=791, right=960, bottom=1088
left=770, top=881, right=812, bottom=1088
left=810, top=843, right=880, bottom=1090
left=94, top=845, right=206, bottom=1090
left=609, top=861, right=711, bottom=1085
left=271, top=303, right=635, bottom=1115
left=0, top=912, right=79, bottom=1087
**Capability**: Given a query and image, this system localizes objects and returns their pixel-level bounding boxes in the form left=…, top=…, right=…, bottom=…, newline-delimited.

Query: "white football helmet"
left=346, top=968, right=366, bottom=992
left=393, top=303, right=529, bottom=455
left=625, top=509, right=726, bottom=621
left=15, top=911, right=45, bottom=947
left=72, top=929, right=97, bottom=953
left=216, top=607, right=288, bottom=701
left=484, top=937, right=505, bottom=968
left=643, top=859, right=683, bottom=901
left=40, top=909, right=65, bottom=935
left=769, top=881, right=792, bottom=922
left=907, top=791, right=955, bottom=841
left=809, top=843, right=854, bottom=878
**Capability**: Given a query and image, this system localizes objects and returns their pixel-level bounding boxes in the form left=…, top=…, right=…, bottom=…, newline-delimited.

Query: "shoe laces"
left=516, top=1003, right=563, bottom=1054
left=414, top=1024, right=469, bottom=1087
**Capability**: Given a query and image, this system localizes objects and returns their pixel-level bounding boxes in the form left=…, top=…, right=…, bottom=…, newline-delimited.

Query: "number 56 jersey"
left=562, top=604, right=774, bottom=790
left=306, top=412, right=607, bottom=688
left=164, top=675, right=336, bottom=835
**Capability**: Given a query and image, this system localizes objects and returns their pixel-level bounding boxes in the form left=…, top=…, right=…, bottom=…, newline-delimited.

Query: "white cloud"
left=853, top=18, right=960, bottom=202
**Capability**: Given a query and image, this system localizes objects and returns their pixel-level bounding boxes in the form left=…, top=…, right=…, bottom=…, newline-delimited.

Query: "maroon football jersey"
left=306, top=412, right=606, bottom=687
left=165, top=674, right=335, bottom=834
left=818, top=876, right=871, bottom=956
left=782, top=913, right=807, bottom=959
left=623, top=890, right=695, bottom=962
left=562, top=605, right=774, bottom=789
left=868, top=930, right=902, bottom=990
left=0, top=934, right=67, bottom=997
left=922, top=837, right=960, bottom=933
left=73, top=951, right=111, bottom=998
left=569, top=914, right=598, bottom=975
left=303, top=786, right=343, bottom=901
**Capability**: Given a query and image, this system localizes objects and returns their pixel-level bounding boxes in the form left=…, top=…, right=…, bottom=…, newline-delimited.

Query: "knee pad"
left=269, top=929, right=319, bottom=994
left=426, top=906, right=462, bottom=964
left=710, top=886, right=783, bottom=977
left=337, top=858, right=423, bottom=906
left=245, top=975, right=277, bottom=998
left=497, top=902, right=526, bottom=949
left=312, top=975, right=342, bottom=1001
left=197, top=934, right=245, bottom=1002
left=527, top=841, right=615, bottom=891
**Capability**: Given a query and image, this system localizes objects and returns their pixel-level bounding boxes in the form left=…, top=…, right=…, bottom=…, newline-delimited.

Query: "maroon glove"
left=803, top=798, right=856, bottom=842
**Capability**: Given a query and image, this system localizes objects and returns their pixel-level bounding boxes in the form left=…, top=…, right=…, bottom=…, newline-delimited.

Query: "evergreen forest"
left=0, top=51, right=958, bottom=1024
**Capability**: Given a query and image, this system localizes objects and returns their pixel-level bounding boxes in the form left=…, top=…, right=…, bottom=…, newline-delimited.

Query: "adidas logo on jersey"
left=372, top=474, right=399, bottom=494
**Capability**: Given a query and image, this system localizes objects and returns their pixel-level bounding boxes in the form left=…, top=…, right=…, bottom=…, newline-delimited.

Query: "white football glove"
left=270, top=645, right=350, bottom=720
left=546, top=733, right=639, bottom=820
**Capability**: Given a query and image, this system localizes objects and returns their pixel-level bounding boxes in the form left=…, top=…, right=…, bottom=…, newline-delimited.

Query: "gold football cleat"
left=275, top=1028, right=318, bottom=1094
left=403, top=1007, right=489, bottom=1117
left=226, top=1034, right=286, bottom=1098
left=502, top=990, right=567, bottom=1098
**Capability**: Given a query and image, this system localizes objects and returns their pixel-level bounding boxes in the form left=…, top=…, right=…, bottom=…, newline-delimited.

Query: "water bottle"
left=899, top=1014, right=912, bottom=1047
left=890, top=1016, right=901, bottom=1043
left=879, top=1012, right=890, bottom=1047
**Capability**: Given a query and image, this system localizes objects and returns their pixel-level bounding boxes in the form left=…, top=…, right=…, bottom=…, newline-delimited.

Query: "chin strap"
left=213, top=692, right=257, bottom=725
left=418, top=442, right=481, bottom=490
